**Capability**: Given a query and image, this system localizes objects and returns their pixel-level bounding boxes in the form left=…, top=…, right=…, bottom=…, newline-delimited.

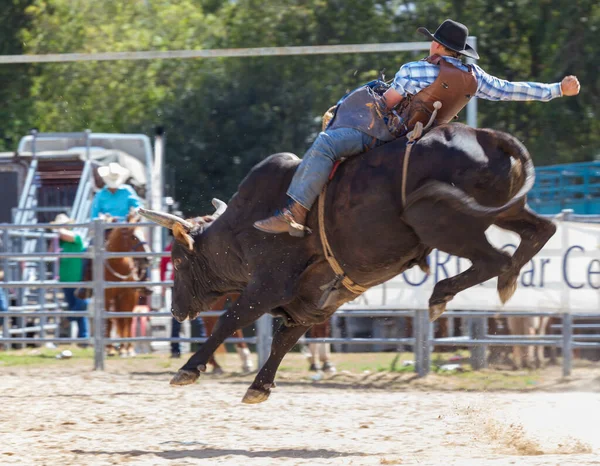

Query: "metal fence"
left=1, top=220, right=598, bottom=377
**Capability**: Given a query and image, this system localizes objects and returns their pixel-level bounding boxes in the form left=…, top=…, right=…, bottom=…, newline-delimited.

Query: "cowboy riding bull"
left=140, top=19, right=580, bottom=403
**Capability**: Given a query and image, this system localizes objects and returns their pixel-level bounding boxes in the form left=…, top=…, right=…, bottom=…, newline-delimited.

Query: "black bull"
left=140, top=123, right=556, bottom=404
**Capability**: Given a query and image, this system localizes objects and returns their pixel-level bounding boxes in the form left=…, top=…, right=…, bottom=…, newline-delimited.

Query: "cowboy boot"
left=253, top=201, right=311, bottom=237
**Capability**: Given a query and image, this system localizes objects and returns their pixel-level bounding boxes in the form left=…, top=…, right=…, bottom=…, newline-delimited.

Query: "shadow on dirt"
left=72, top=446, right=367, bottom=460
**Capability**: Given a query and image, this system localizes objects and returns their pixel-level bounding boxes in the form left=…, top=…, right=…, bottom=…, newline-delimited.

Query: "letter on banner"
left=588, top=259, right=600, bottom=290
left=563, top=245, right=584, bottom=289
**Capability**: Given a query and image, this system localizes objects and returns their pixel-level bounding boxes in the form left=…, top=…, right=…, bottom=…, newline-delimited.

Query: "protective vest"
left=324, top=55, right=478, bottom=141
left=396, top=54, right=478, bottom=134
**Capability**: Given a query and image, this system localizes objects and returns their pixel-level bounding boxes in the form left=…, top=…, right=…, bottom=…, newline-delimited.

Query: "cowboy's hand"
left=374, top=96, right=389, bottom=118
left=561, top=76, right=580, bottom=96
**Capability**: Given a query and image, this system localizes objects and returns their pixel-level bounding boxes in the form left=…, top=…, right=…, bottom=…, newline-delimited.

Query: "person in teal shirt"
left=91, top=162, right=142, bottom=219
left=51, top=213, right=89, bottom=341
left=87, top=162, right=152, bottom=300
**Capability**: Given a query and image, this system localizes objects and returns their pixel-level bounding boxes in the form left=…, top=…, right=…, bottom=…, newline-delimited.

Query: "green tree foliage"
left=21, top=0, right=213, bottom=133
left=13, top=0, right=599, bottom=213
left=160, top=0, right=414, bottom=210
left=0, top=0, right=34, bottom=149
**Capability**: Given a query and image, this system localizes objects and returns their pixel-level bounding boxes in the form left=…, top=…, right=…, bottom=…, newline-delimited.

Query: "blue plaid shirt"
left=392, top=56, right=562, bottom=102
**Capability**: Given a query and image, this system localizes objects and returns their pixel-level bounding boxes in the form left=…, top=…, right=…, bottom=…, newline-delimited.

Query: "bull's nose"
left=171, top=309, right=187, bottom=323
left=188, top=310, right=201, bottom=321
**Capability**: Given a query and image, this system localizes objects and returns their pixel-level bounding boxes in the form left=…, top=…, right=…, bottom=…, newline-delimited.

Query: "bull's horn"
left=211, top=198, right=227, bottom=218
left=138, top=208, right=193, bottom=231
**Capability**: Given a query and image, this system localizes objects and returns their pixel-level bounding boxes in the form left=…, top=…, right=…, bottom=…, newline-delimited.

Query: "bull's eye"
left=173, top=258, right=182, bottom=270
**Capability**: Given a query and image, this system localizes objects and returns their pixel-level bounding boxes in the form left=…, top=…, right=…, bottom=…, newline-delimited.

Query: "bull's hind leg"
left=427, top=249, right=512, bottom=321
left=243, top=322, right=311, bottom=404
left=404, top=202, right=512, bottom=322
left=494, top=205, right=557, bottom=303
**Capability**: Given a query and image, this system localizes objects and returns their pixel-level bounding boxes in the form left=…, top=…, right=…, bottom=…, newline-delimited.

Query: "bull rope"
left=318, top=185, right=368, bottom=295
left=316, top=101, right=443, bottom=296
left=401, top=101, right=442, bottom=206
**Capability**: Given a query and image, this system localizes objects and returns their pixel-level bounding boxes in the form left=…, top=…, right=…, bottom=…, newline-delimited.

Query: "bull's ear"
left=173, top=223, right=194, bottom=252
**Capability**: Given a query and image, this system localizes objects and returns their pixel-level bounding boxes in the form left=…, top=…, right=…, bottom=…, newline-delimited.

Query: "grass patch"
left=0, top=345, right=93, bottom=367
left=279, top=350, right=471, bottom=374
left=438, top=369, right=545, bottom=391
left=0, top=347, right=575, bottom=393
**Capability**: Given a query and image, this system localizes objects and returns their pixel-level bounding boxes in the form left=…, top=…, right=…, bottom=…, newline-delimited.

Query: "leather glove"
left=387, top=111, right=407, bottom=137
left=373, top=96, right=389, bottom=118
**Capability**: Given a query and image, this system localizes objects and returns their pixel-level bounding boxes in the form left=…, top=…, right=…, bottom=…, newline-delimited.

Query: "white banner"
left=342, top=220, right=600, bottom=313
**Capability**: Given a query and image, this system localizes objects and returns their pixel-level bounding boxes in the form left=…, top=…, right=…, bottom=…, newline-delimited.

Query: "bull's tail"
left=405, top=131, right=535, bottom=218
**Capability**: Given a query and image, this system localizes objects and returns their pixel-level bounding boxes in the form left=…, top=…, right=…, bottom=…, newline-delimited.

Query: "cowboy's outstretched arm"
left=473, top=64, right=580, bottom=101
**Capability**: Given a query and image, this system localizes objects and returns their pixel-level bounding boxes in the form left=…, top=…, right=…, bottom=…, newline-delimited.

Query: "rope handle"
left=318, top=185, right=368, bottom=295
left=401, top=101, right=442, bottom=206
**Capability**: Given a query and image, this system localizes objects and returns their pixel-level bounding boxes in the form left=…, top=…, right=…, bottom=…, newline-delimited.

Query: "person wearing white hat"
left=91, top=162, right=142, bottom=220
left=254, top=19, right=581, bottom=236
left=50, top=213, right=89, bottom=343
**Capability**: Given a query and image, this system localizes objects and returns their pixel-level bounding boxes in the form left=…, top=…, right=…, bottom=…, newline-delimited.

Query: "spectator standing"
left=0, top=273, right=8, bottom=328
left=50, top=213, right=90, bottom=343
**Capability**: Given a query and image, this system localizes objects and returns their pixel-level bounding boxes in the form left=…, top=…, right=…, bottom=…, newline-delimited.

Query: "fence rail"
left=1, top=219, right=599, bottom=377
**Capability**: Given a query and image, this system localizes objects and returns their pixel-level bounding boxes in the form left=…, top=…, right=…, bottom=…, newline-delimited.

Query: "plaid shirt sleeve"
left=391, top=61, right=438, bottom=97
left=473, top=64, right=563, bottom=102
left=392, top=59, right=563, bottom=103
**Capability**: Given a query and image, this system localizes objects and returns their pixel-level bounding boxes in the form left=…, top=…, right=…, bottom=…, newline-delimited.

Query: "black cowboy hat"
left=418, top=19, right=479, bottom=60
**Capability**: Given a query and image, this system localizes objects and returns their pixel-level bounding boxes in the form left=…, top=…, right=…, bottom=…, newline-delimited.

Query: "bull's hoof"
left=497, top=275, right=518, bottom=304
left=170, top=370, right=200, bottom=386
left=211, top=366, right=224, bottom=375
left=418, top=261, right=431, bottom=276
left=241, top=387, right=271, bottom=404
left=429, top=303, right=446, bottom=322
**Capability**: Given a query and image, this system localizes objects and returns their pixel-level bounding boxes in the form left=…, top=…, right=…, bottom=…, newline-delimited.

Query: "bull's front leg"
left=242, top=322, right=311, bottom=404
left=170, top=288, right=280, bottom=386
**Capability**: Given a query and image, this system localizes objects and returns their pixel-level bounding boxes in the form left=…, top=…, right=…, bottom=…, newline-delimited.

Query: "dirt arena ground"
left=1, top=350, right=600, bottom=466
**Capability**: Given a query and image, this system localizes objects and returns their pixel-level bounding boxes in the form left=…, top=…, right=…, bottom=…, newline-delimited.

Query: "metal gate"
left=1, top=219, right=599, bottom=377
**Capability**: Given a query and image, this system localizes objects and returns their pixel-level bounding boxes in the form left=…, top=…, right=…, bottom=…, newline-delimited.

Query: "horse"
left=103, top=211, right=151, bottom=357
left=202, top=293, right=254, bottom=373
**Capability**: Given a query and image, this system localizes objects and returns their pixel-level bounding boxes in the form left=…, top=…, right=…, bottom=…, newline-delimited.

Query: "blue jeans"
left=0, top=288, right=8, bottom=326
left=62, top=288, right=90, bottom=339
left=171, top=317, right=207, bottom=354
left=287, top=127, right=384, bottom=210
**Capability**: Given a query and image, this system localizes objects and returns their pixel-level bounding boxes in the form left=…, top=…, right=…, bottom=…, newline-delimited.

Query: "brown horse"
left=104, top=211, right=150, bottom=357
left=203, top=293, right=254, bottom=373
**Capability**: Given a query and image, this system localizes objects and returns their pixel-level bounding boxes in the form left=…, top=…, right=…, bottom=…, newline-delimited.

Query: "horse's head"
left=105, top=209, right=149, bottom=254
